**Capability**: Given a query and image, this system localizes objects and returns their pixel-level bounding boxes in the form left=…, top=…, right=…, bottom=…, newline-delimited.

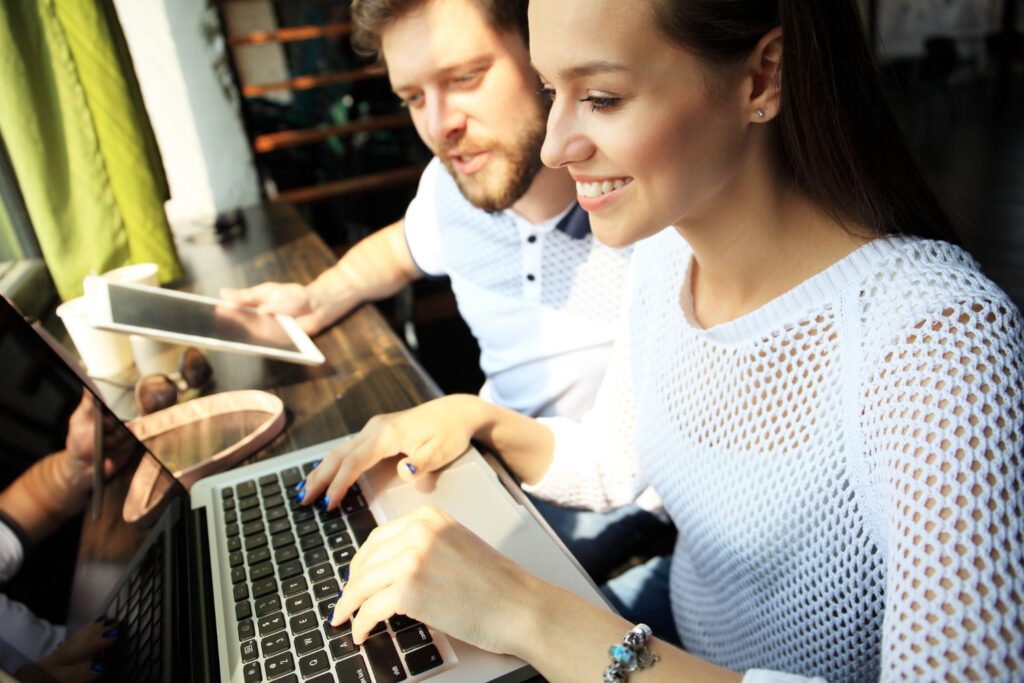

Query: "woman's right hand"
left=298, top=395, right=486, bottom=511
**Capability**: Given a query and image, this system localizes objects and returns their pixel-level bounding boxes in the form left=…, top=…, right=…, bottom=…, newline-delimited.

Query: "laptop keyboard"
left=224, top=459, right=446, bottom=682
left=101, top=535, right=165, bottom=681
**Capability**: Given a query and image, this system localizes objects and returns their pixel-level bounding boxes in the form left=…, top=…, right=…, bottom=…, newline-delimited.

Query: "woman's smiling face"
left=529, top=0, right=753, bottom=248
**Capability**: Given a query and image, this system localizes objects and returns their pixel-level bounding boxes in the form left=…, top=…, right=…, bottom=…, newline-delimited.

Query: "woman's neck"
left=677, top=167, right=872, bottom=329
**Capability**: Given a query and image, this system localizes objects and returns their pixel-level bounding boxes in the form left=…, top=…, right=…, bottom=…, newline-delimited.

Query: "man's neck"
left=510, top=166, right=577, bottom=224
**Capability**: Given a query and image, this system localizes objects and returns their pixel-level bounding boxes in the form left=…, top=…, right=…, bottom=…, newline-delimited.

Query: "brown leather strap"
left=122, top=390, right=285, bottom=525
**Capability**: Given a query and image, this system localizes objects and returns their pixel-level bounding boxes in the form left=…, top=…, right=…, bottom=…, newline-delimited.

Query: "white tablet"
left=83, top=276, right=326, bottom=366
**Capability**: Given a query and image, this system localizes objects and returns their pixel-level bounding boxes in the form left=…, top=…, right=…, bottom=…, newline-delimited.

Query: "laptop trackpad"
left=379, top=462, right=527, bottom=549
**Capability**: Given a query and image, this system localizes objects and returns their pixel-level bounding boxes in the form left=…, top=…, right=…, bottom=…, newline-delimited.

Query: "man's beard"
left=438, top=115, right=546, bottom=213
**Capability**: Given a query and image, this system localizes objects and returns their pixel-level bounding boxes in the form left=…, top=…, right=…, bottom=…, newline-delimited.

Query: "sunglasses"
left=134, top=347, right=214, bottom=415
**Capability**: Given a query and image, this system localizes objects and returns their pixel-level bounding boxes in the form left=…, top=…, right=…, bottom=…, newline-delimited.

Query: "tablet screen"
left=108, top=283, right=301, bottom=353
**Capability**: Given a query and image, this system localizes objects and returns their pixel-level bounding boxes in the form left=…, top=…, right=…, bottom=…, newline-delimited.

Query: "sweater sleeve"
left=0, top=515, right=25, bottom=585
left=523, top=283, right=647, bottom=512
left=860, top=295, right=1024, bottom=680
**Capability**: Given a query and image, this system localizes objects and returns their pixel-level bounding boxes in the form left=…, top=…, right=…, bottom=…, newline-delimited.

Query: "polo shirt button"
left=526, top=274, right=535, bottom=281
left=527, top=235, right=537, bottom=243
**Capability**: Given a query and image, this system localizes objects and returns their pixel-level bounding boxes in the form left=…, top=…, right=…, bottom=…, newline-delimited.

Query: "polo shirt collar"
left=554, top=202, right=591, bottom=240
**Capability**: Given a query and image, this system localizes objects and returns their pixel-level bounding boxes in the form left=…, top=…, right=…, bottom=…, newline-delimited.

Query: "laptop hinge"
left=184, top=506, right=218, bottom=682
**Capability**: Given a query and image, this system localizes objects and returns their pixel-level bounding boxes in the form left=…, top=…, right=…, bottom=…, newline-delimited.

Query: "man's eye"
left=453, top=71, right=482, bottom=87
left=398, top=93, right=422, bottom=108
left=536, top=87, right=556, bottom=104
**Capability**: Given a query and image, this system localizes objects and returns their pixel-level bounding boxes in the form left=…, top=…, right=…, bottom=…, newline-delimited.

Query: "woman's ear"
left=746, top=26, right=783, bottom=122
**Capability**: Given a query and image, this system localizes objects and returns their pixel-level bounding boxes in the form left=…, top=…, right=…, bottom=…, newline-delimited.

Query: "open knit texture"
left=529, top=230, right=1023, bottom=682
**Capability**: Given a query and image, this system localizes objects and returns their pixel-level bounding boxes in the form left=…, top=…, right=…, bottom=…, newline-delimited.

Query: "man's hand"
left=220, top=282, right=326, bottom=335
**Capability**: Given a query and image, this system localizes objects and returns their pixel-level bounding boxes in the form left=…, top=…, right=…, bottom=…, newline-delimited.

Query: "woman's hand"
left=58, top=392, right=136, bottom=496
left=298, top=395, right=485, bottom=511
left=15, top=619, right=119, bottom=683
left=330, top=506, right=536, bottom=654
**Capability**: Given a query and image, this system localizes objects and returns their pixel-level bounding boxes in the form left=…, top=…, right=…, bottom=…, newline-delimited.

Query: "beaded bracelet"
left=603, top=623, right=659, bottom=682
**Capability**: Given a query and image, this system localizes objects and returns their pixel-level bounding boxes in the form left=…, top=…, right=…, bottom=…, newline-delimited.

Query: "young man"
left=222, top=0, right=630, bottom=422
left=223, top=0, right=666, bottom=581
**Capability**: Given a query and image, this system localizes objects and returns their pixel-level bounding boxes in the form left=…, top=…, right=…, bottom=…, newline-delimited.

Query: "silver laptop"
left=0, top=296, right=607, bottom=682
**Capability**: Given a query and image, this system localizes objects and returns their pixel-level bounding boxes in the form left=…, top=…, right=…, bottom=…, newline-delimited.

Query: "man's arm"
left=221, top=219, right=423, bottom=335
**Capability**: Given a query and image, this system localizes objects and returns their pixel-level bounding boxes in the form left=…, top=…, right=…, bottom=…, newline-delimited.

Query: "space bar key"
left=363, top=634, right=407, bottom=683
left=347, top=509, right=378, bottom=546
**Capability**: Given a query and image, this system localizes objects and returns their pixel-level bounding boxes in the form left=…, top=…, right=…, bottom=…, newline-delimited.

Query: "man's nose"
left=425, top=94, right=467, bottom=146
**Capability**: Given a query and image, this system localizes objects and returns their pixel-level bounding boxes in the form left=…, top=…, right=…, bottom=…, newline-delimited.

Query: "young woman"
left=298, top=0, right=1024, bottom=680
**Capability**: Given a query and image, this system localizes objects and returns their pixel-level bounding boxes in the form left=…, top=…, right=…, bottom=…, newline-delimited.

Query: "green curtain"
left=0, top=0, right=182, bottom=302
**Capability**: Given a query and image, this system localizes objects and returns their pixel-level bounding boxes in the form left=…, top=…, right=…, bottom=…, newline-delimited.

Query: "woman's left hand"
left=330, top=506, right=536, bottom=655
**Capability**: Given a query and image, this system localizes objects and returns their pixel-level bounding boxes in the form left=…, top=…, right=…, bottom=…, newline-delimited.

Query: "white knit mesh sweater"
left=527, top=230, right=1024, bottom=682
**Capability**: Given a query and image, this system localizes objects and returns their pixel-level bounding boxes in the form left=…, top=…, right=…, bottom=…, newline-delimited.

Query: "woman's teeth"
left=576, top=178, right=630, bottom=198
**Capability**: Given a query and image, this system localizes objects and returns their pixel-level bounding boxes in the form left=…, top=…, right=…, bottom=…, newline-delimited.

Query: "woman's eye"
left=579, top=95, right=620, bottom=112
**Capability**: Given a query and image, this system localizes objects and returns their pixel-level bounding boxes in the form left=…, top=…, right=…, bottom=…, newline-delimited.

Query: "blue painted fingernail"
left=102, top=628, right=118, bottom=638
left=344, top=567, right=349, bottom=580
left=295, top=479, right=306, bottom=492
left=313, top=459, right=322, bottom=469
left=407, top=463, right=417, bottom=474
left=328, top=607, right=334, bottom=621
left=320, top=496, right=329, bottom=510
left=297, top=490, right=306, bottom=504
left=91, top=662, right=105, bottom=673
left=337, top=589, right=344, bottom=600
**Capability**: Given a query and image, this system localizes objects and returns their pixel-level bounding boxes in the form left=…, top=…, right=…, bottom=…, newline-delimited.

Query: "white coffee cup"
left=55, top=296, right=135, bottom=378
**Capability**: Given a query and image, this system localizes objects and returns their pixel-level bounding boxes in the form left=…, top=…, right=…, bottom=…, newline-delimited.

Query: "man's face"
left=381, top=0, right=546, bottom=212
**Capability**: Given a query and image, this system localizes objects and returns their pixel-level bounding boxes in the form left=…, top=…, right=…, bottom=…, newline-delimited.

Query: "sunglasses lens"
left=135, top=373, right=178, bottom=415
left=180, top=347, right=213, bottom=389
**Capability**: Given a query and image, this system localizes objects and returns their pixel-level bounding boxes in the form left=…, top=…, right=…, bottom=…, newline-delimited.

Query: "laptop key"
left=236, top=601, right=252, bottom=621
left=243, top=520, right=265, bottom=537
left=282, top=576, right=308, bottom=596
left=258, top=612, right=286, bottom=636
left=294, top=630, right=324, bottom=656
left=259, top=473, right=278, bottom=487
left=322, top=519, right=346, bottom=537
left=241, top=507, right=263, bottom=524
left=289, top=610, right=318, bottom=634
left=255, top=595, right=282, bottom=618
left=243, top=661, right=261, bottom=683
left=304, top=547, right=328, bottom=566
left=299, top=534, right=323, bottom=552
left=252, top=577, right=278, bottom=599
left=239, top=496, right=261, bottom=511
left=264, top=493, right=284, bottom=509
left=229, top=550, right=244, bottom=567
left=279, top=560, right=303, bottom=581
left=298, top=650, right=330, bottom=678
left=250, top=561, right=275, bottom=582
left=313, top=579, right=340, bottom=602
left=280, top=467, right=301, bottom=487
left=233, top=584, right=249, bottom=602
left=387, top=615, right=419, bottom=632
left=263, top=652, right=296, bottom=680
left=268, top=518, right=291, bottom=536
left=228, top=536, right=242, bottom=552
left=347, top=509, right=378, bottom=546
left=272, top=531, right=295, bottom=549
left=261, top=632, right=290, bottom=657
left=324, top=618, right=351, bottom=639
left=240, top=639, right=259, bottom=663
left=225, top=509, right=238, bottom=523
left=332, top=547, right=355, bottom=565
left=363, top=633, right=407, bottom=682
left=245, top=534, right=268, bottom=551
left=329, top=633, right=356, bottom=659
left=395, top=625, right=432, bottom=652
left=306, top=676, right=332, bottom=683
left=232, top=567, right=247, bottom=584
left=292, top=507, right=314, bottom=523
left=237, top=480, right=258, bottom=497
left=275, top=545, right=299, bottom=564
left=237, top=619, right=255, bottom=640
left=248, top=547, right=271, bottom=565
left=340, top=493, right=367, bottom=514
left=266, top=505, right=288, bottom=522
left=286, top=593, right=314, bottom=615
left=404, top=644, right=443, bottom=676
left=308, top=563, right=332, bottom=583
left=335, top=655, right=370, bottom=683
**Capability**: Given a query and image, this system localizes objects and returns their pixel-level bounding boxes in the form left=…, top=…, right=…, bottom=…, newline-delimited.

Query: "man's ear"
left=745, top=26, right=783, bottom=122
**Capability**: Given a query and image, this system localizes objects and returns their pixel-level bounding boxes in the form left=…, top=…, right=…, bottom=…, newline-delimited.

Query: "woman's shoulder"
left=855, top=236, right=1019, bottom=326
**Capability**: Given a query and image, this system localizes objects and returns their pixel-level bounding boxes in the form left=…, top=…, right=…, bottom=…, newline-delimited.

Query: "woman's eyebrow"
left=558, top=60, right=628, bottom=80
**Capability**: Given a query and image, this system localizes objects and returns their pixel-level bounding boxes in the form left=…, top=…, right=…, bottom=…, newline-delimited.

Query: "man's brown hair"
left=350, top=0, right=529, bottom=59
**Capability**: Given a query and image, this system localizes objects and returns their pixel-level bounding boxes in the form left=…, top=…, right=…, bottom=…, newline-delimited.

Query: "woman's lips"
left=574, top=177, right=633, bottom=210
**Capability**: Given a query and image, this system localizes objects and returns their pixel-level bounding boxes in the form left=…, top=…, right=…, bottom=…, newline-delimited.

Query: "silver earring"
left=755, top=109, right=765, bottom=119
